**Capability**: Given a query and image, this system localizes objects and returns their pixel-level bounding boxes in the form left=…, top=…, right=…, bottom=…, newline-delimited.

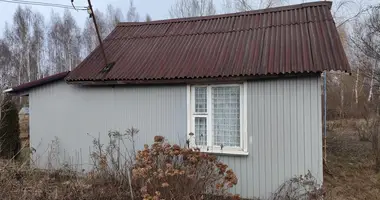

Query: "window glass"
left=212, top=86, right=240, bottom=147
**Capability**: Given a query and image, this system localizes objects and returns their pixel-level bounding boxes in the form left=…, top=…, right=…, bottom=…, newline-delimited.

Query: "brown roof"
left=66, top=1, right=349, bottom=84
left=5, top=71, right=69, bottom=94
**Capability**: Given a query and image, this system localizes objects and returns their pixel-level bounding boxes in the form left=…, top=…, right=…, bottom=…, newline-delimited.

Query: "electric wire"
left=0, top=0, right=87, bottom=10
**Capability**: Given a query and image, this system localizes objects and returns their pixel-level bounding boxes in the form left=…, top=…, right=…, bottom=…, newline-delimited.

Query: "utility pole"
left=87, top=0, right=108, bottom=67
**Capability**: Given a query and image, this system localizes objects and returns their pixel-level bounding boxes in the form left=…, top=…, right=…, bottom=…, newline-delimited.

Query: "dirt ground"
left=324, top=122, right=380, bottom=200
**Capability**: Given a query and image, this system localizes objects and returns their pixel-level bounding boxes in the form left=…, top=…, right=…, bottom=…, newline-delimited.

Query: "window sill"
left=199, top=149, right=249, bottom=156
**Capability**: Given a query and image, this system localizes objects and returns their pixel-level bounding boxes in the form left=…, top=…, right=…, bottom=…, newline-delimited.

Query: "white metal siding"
left=29, top=82, right=187, bottom=170
left=219, top=76, right=322, bottom=199
left=28, top=76, right=321, bottom=199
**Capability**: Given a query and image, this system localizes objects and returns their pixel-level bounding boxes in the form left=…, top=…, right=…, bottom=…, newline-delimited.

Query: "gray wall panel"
left=29, top=76, right=322, bottom=199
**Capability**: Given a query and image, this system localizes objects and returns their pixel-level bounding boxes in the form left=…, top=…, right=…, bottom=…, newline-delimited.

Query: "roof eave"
left=66, top=72, right=323, bottom=86
left=2, top=88, right=13, bottom=94
left=4, top=71, right=70, bottom=95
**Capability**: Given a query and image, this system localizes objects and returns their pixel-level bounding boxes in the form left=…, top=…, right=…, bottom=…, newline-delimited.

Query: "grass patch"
left=324, top=124, right=380, bottom=200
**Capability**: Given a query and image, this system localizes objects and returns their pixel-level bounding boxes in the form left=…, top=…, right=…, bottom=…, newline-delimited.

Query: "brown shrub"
left=131, top=136, right=240, bottom=200
left=0, top=134, right=241, bottom=200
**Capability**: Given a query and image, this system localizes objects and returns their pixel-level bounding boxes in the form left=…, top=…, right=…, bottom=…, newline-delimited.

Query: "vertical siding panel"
left=237, top=157, right=244, bottom=196
left=258, top=81, right=266, bottom=197
left=264, top=81, right=271, bottom=196
left=271, top=80, right=279, bottom=192
left=317, top=77, right=323, bottom=182
left=304, top=77, right=312, bottom=173
left=310, top=79, right=316, bottom=177
left=290, top=78, right=298, bottom=176
left=247, top=82, right=254, bottom=198
left=283, top=79, right=292, bottom=181
left=277, top=78, right=285, bottom=185
left=245, top=77, right=321, bottom=199
left=252, top=82, right=260, bottom=197
left=297, top=78, right=305, bottom=174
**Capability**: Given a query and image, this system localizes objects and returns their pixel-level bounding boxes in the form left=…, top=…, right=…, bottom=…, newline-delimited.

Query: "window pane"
left=212, top=86, right=240, bottom=147
left=195, top=87, right=207, bottom=113
left=195, top=117, right=207, bottom=146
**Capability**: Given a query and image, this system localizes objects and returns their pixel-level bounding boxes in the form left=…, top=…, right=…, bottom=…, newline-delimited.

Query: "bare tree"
left=0, top=40, right=14, bottom=91
left=333, top=0, right=372, bottom=28
left=352, top=5, right=380, bottom=104
left=2, top=6, right=48, bottom=87
left=222, top=0, right=234, bottom=13
left=48, top=11, right=64, bottom=74
left=48, top=10, right=81, bottom=73
left=352, top=5, right=380, bottom=61
left=127, top=0, right=140, bottom=22
left=106, top=4, right=124, bottom=33
left=30, top=12, right=45, bottom=80
left=233, top=0, right=286, bottom=11
left=169, top=0, right=216, bottom=18
left=82, top=9, right=108, bottom=57
left=145, top=14, right=152, bottom=22
left=6, top=6, right=33, bottom=85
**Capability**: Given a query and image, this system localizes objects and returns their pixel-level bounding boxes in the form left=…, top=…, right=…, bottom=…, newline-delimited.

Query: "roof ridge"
left=107, top=18, right=334, bottom=42
left=117, top=1, right=332, bottom=27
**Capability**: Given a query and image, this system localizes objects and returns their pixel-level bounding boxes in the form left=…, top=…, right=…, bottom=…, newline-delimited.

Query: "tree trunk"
left=355, top=68, right=359, bottom=105
left=368, top=60, right=375, bottom=102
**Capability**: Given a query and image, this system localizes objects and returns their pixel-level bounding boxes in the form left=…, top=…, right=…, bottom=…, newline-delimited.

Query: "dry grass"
left=2, top=122, right=378, bottom=199
left=0, top=163, right=132, bottom=200
left=324, top=121, right=380, bottom=200
left=0, top=134, right=241, bottom=200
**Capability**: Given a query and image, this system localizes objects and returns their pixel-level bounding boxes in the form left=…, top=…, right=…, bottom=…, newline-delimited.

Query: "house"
left=4, top=1, right=349, bottom=199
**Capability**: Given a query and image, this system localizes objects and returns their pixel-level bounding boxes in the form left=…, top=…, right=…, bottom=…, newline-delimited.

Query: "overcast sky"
left=0, top=0, right=376, bottom=36
left=0, top=0, right=176, bottom=34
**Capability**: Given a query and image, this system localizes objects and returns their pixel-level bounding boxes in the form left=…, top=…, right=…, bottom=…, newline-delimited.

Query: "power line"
left=0, top=0, right=87, bottom=10
left=86, top=0, right=108, bottom=68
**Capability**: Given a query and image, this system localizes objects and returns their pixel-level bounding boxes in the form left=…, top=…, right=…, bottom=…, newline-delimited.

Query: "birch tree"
left=62, top=10, right=81, bottom=71
left=82, top=9, right=108, bottom=57
left=145, top=14, right=152, bottom=22
left=169, top=0, right=216, bottom=18
left=0, top=40, right=14, bottom=90
left=48, top=10, right=81, bottom=73
left=127, top=0, right=140, bottom=22
left=48, top=11, right=64, bottom=74
left=30, top=12, right=45, bottom=80
left=352, top=5, right=380, bottom=103
left=106, top=4, right=124, bottom=33
left=3, top=7, right=46, bottom=84
left=229, top=0, right=285, bottom=11
left=8, top=6, right=33, bottom=84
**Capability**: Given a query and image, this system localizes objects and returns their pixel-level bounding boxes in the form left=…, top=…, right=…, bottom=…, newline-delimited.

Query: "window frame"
left=187, top=83, right=248, bottom=156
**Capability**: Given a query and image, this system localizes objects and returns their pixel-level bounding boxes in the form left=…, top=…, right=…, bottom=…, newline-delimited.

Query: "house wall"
left=221, top=76, right=323, bottom=199
left=28, top=76, right=322, bottom=199
left=29, top=82, right=188, bottom=169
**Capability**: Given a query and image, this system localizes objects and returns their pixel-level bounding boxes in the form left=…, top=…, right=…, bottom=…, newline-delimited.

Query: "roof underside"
left=5, top=71, right=69, bottom=94
left=66, top=1, right=349, bottom=83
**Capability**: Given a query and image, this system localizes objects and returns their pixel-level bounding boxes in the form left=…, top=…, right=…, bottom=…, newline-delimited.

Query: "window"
left=187, top=84, right=248, bottom=155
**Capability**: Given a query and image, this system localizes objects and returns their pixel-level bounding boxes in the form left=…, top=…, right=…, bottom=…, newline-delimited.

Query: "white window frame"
left=186, top=82, right=248, bottom=156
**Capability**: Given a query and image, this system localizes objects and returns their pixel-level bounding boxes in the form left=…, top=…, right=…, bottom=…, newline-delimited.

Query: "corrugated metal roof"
left=66, top=1, right=350, bottom=83
left=5, top=71, right=69, bottom=94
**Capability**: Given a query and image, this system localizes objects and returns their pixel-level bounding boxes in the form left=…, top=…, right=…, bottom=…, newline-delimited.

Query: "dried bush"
left=326, top=120, right=343, bottom=132
left=132, top=135, right=240, bottom=200
left=270, top=171, right=324, bottom=200
left=355, top=118, right=377, bottom=141
left=0, top=130, right=241, bottom=200
left=0, top=162, right=133, bottom=200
